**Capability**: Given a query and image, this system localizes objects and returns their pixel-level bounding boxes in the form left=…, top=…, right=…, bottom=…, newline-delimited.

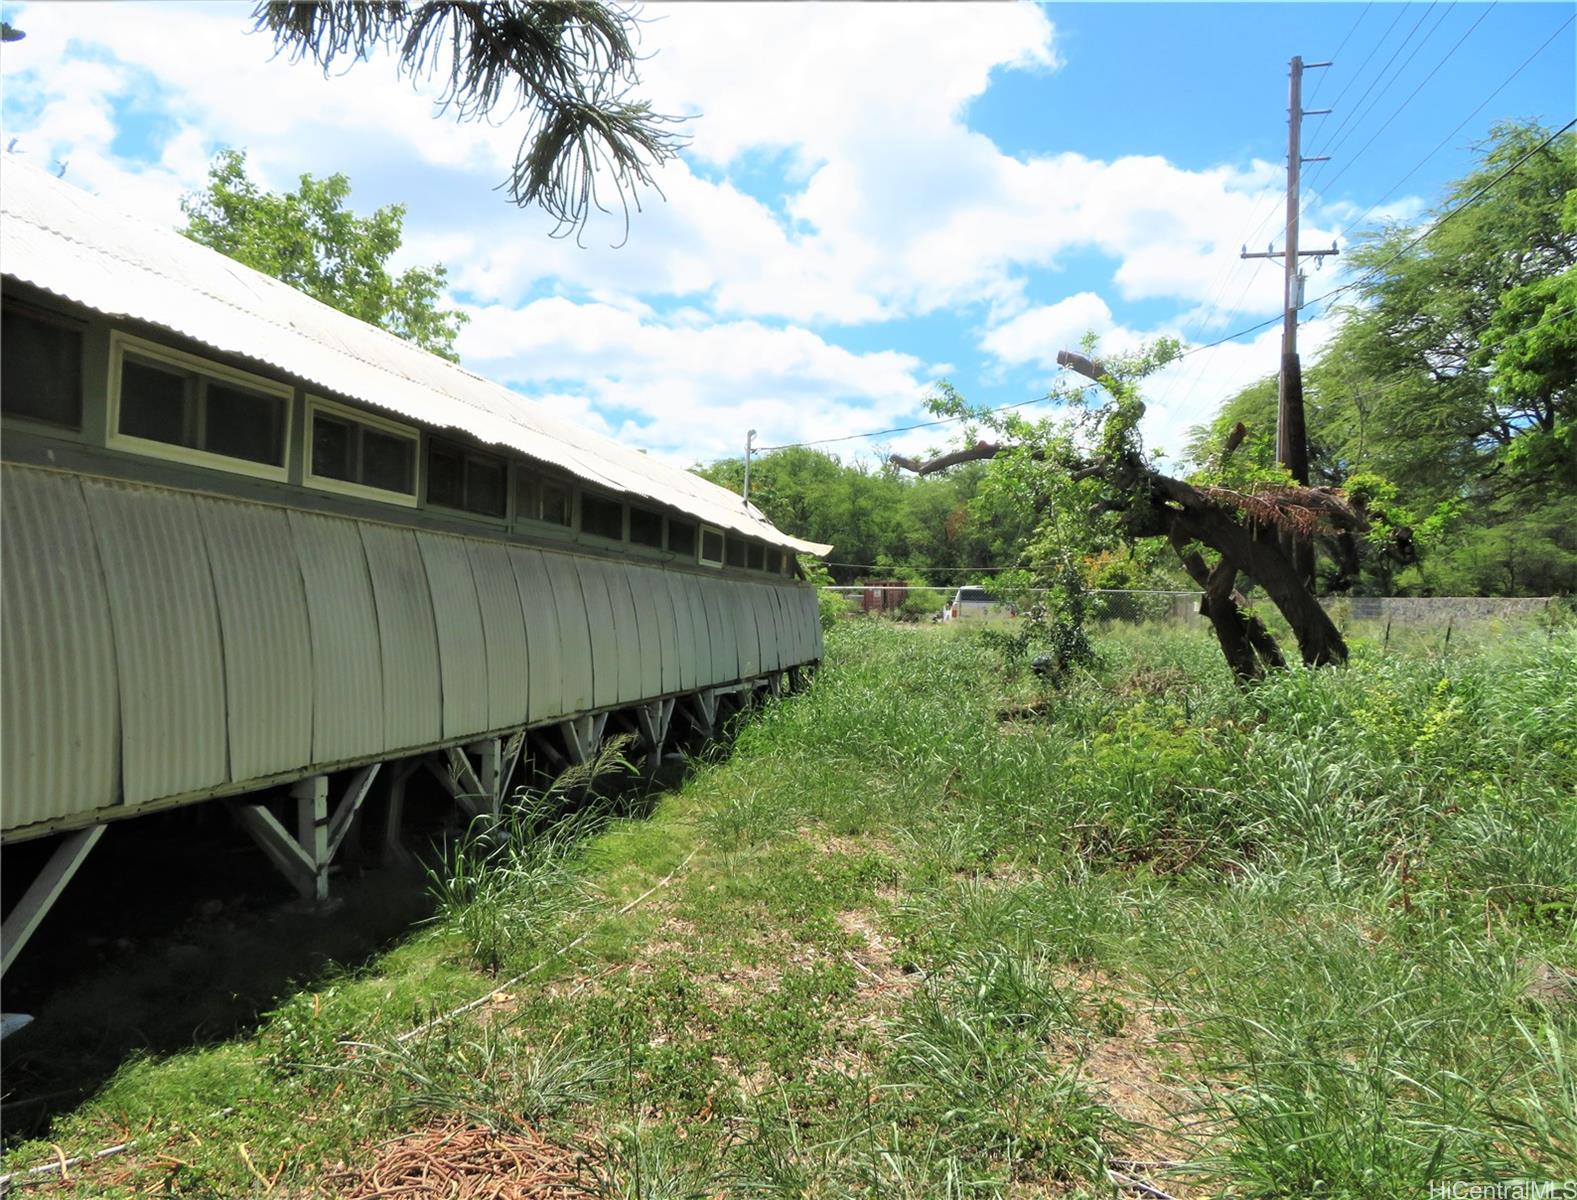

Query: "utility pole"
left=742, top=428, right=757, bottom=505
left=1241, top=54, right=1338, bottom=488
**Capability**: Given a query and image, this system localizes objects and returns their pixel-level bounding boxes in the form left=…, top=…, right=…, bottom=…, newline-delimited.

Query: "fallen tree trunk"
left=887, top=347, right=1362, bottom=680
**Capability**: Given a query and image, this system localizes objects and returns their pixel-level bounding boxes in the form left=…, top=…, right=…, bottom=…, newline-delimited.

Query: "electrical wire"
left=1306, top=1, right=1450, bottom=187
left=753, top=373, right=1088, bottom=452
left=1307, top=2, right=1373, bottom=104
left=1309, top=116, right=1576, bottom=310
left=1304, top=3, right=1410, bottom=149
left=1314, top=3, right=1496, bottom=197
left=1305, top=1, right=1438, bottom=171
left=1333, top=11, right=1573, bottom=242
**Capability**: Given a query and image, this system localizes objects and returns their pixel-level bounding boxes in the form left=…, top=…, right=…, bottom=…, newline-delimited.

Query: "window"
left=306, top=397, right=418, bottom=503
left=427, top=436, right=506, bottom=517
left=747, top=541, right=765, bottom=571
left=766, top=549, right=783, bottom=575
left=699, top=525, right=725, bottom=568
left=725, top=536, right=748, bottom=569
left=668, top=518, right=697, bottom=558
left=110, top=334, right=291, bottom=479
left=629, top=505, right=664, bottom=549
left=515, top=467, right=573, bottom=529
left=580, top=491, right=625, bottom=541
left=2, top=303, right=83, bottom=429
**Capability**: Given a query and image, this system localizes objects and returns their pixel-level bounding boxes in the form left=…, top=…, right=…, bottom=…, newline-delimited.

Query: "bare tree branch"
left=887, top=442, right=1005, bottom=476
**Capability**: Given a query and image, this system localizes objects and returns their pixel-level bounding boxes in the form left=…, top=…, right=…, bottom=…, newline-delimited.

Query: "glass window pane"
left=766, top=549, right=782, bottom=574
left=203, top=381, right=285, bottom=465
left=541, top=482, right=571, bottom=527
left=465, top=455, right=507, bottom=517
left=119, top=358, right=191, bottom=447
left=668, top=519, right=697, bottom=557
left=747, top=542, right=765, bottom=570
left=700, top=528, right=724, bottom=564
left=629, top=506, right=663, bottom=548
left=581, top=492, right=624, bottom=540
left=312, top=414, right=354, bottom=481
left=515, top=472, right=541, bottom=522
left=726, top=537, right=748, bottom=568
left=427, top=441, right=464, bottom=508
left=361, top=428, right=415, bottom=494
left=2, top=308, right=82, bottom=428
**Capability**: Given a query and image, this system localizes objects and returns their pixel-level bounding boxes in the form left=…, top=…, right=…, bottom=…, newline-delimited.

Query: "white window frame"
left=107, top=331, right=293, bottom=483
left=303, top=394, right=421, bottom=508
left=698, top=524, right=725, bottom=569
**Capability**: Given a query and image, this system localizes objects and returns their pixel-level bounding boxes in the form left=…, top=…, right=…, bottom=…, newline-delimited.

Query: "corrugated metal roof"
left=0, top=159, right=833, bottom=557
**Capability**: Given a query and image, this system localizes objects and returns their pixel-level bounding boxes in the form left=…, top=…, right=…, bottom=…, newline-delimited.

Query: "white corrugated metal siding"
left=466, top=540, right=531, bottom=731
left=288, top=510, right=385, bottom=766
left=508, top=547, right=566, bottom=723
left=82, top=480, right=229, bottom=805
left=664, top=573, right=697, bottom=691
left=540, top=551, right=594, bottom=714
left=644, top=566, right=681, bottom=695
left=415, top=532, right=490, bottom=741
left=359, top=525, right=442, bottom=749
left=732, top=582, right=762, bottom=679
left=1, top=467, right=121, bottom=827
left=703, top=582, right=738, bottom=685
left=621, top=566, right=663, bottom=701
left=571, top=559, right=619, bottom=709
left=196, top=496, right=314, bottom=781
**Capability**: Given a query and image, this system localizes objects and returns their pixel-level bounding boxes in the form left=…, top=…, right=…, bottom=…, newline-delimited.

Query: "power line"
left=749, top=113, right=1572, bottom=463
left=753, top=383, right=1073, bottom=452
left=1333, top=11, right=1572, bottom=242
left=1309, top=116, right=1576, bottom=310
left=1306, top=1, right=1450, bottom=187
left=1305, top=2, right=1437, bottom=170
left=1305, top=4, right=1410, bottom=147
left=1314, top=3, right=1496, bottom=197
left=1307, top=2, right=1373, bottom=103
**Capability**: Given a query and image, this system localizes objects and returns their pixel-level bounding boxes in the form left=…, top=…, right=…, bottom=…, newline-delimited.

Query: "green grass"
left=5, top=617, right=1574, bottom=1197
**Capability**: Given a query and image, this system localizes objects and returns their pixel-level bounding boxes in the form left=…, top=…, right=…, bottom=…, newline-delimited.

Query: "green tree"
left=182, top=149, right=468, bottom=360
left=893, top=344, right=1424, bottom=680
left=1189, top=122, right=1576, bottom=596
left=1322, top=121, right=1575, bottom=503
left=254, top=1, right=683, bottom=237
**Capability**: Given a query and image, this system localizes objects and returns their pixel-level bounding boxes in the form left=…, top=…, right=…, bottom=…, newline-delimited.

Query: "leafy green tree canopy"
left=181, top=148, right=468, bottom=361
left=1188, top=121, right=1576, bottom=595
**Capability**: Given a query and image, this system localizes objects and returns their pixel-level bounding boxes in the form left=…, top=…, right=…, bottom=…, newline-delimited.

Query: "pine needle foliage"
left=254, top=1, right=685, bottom=240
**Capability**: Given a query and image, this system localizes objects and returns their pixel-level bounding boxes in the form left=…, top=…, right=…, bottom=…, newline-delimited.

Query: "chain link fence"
left=822, top=585, right=1557, bottom=627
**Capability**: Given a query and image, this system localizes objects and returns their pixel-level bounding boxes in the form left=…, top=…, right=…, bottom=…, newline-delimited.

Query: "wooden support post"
left=1, top=825, right=105, bottom=977
left=236, top=801, right=319, bottom=902
left=424, top=754, right=488, bottom=823
left=634, top=698, right=676, bottom=765
left=293, top=776, right=330, bottom=903
left=560, top=714, right=602, bottom=765
left=687, top=688, right=717, bottom=737
left=383, top=763, right=415, bottom=867
left=326, top=762, right=381, bottom=860
left=470, top=738, right=502, bottom=817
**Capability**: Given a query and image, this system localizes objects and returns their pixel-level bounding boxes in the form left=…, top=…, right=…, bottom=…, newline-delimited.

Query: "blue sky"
left=2, top=2, right=1572, bottom=468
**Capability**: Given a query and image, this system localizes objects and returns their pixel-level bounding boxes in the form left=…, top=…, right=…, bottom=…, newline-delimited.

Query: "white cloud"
left=455, top=297, right=931, bottom=465
left=0, top=0, right=1383, bottom=465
